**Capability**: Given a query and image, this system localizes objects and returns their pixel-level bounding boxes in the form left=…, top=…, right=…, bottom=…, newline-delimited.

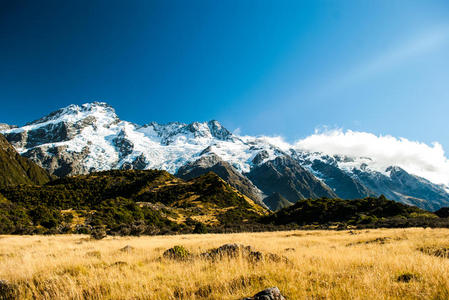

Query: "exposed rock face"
left=113, top=130, right=134, bottom=159
left=242, top=287, right=286, bottom=300
left=0, top=134, right=53, bottom=187
left=22, top=145, right=90, bottom=177
left=121, top=154, right=147, bottom=170
left=310, top=159, right=374, bottom=199
left=252, top=150, right=270, bottom=165
left=176, top=154, right=266, bottom=208
left=247, top=155, right=337, bottom=204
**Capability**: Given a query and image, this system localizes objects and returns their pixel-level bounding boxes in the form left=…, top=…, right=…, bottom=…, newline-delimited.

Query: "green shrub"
left=163, top=245, right=191, bottom=260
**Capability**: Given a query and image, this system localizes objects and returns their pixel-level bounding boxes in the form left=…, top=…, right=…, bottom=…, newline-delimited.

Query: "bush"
left=163, top=245, right=191, bottom=260
left=90, top=227, right=107, bottom=240
left=193, top=222, right=208, bottom=234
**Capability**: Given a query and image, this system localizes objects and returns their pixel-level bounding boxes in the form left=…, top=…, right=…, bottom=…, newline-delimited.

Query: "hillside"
left=0, top=169, right=268, bottom=234
left=262, top=195, right=444, bottom=228
left=0, top=134, right=53, bottom=188
left=175, top=153, right=266, bottom=208
left=263, top=192, right=293, bottom=211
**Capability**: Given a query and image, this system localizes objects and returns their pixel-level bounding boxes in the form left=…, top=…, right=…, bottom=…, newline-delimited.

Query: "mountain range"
left=1, top=102, right=448, bottom=211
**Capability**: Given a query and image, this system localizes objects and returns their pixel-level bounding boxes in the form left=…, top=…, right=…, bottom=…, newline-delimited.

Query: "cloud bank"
left=293, top=129, right=449, bottom=186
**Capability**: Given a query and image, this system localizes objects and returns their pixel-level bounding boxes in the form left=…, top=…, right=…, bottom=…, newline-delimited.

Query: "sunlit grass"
left=1, top=228, right=448, bottom=299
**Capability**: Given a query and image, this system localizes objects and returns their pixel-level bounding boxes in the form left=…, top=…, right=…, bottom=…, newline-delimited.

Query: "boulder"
left=242, top=287, right=286, bottom=300
left=200, top=244, right=289, bottom=263
left=120, top=245, right=134, bottom=253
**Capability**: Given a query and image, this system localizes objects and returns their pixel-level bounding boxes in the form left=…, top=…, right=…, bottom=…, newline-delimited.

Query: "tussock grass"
left=0, top=228, right=448, bottom=299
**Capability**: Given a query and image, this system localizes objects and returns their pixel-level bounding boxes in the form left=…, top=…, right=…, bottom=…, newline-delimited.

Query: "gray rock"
left=22, top=145, right=90, bottom=177
left=120, top=245, right=134, bottom=253
left=113, top=130, right=134, bottom=159
left=200, top=244, right=288, bottom=264
left=242, top=287, right=286, bottom=300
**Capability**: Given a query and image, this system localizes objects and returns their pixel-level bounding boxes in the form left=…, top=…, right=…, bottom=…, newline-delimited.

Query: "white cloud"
left=256, top=135, right=292, bottom=152
left=293, top=129, right=449, bottom=186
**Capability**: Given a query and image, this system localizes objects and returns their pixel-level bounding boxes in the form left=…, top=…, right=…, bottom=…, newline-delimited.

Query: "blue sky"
left=1, top=1, right=449, bottom=150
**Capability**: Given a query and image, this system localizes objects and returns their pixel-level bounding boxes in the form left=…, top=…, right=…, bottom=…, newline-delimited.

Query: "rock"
left=242, top=287, right=286, bottom=300
left=113, top=130, right=134, bottom=159
left=200, top=243, right=256, bottom=261
left=0, top=279, right=16, bottom=300
left=121, top=154, right=147, bottom=170
left=120, top=245, right=134, bottom=253
left=396, top=273, right=418, bottom=283
left=22, top=144, right=90, bottom=177
left=200, top=244, right=288, bottom=263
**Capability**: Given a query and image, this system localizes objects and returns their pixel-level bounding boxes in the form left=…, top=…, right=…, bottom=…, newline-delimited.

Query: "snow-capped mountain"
left=295, top=152, right=449, bottom=211
left=1, top=102, right=449, bottom=211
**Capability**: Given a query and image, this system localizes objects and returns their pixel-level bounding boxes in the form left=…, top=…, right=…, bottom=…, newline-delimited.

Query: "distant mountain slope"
left=2, top=101, right=449, bottom=210
left=247, top=156, right=337, bottom=203
left=0, top=134, right=53, bottom=188
left=263, top=192, right=293, bottom=211
left=309, top=158, right=374, bottom=199
left=296, top=152, right=449, bottom=210
left=351, top=166, right=449, bottom=211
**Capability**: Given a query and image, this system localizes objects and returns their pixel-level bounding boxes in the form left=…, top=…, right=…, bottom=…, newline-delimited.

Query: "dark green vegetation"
left=0, top=134, right=53, bottom=188
left=262, top=195, right=449, bottom=229
left=435, top=207, right=449, bottom=218
left=0, top=169, right=267, bottom=235
left=263, top=192, right=293, bottom=211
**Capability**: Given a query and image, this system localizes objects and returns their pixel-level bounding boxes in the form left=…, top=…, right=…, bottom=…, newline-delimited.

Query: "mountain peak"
left=206, top=120, right=232, bottom=140
left=26, top=101, right=118, bottom=127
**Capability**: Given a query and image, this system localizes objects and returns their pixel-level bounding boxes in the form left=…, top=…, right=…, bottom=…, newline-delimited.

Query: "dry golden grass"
left=1, top=228, right=449, bottom=299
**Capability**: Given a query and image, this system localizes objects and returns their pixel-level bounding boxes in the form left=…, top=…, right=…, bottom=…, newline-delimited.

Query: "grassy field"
left=1, top=228, right=449, bottom=299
